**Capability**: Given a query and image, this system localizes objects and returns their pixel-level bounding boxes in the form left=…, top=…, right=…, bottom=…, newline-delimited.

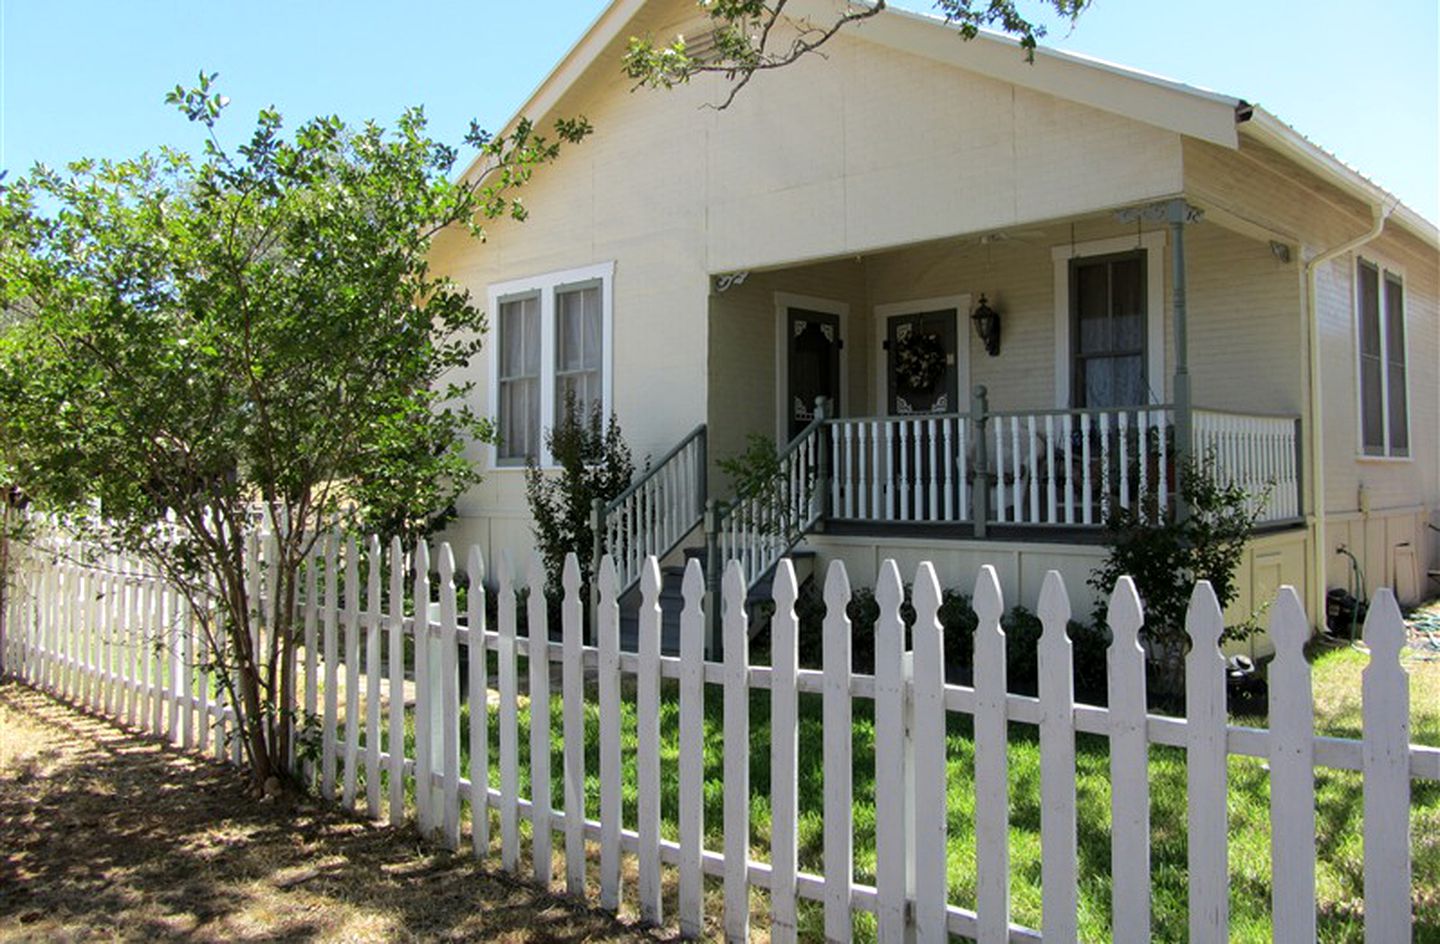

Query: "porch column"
left=1117, top=198, right=1204, bottom=521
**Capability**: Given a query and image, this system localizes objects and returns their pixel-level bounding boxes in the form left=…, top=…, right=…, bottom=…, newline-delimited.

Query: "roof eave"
left=1239, top=107, right=1438, bottom=249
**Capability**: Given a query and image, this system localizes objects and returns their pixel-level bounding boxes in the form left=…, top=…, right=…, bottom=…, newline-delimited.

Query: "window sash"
left=1357, top=260, right=1408, bottom=457
left=1071, top=252, right=1147, bottom=408
left=498, top=295, right=541, bottom=462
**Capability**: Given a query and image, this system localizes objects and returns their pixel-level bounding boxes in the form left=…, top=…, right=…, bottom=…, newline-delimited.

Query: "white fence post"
left=768, top=560, right=800, bottom=944
left=1186, top=581, right=1229, bottom=942
left=497, top=552, right=520, bottom=873
left=972, top=565, right=1010, bottom=943
left=1362, top=589, right=1411, bottom=942
left=678, top=559, right=707, bottom=938
left=467, top=545, right=490, bottom=858
left=596, top=555, right=623, bottom=909
left=1037, top=571, right=1077, bottom=943
left=526, top=551, right=553, bottom=885
left=874, top=560, right=909, bottom=944
left=1107, top=576, right=1150, bottom=941
left=822, top=561, right=854, bottom=943
left=722, top=560, right=750, bottom=941
left=911, top=563, right=948, bottom=943
left=561, top=553, right=586, bottom=895
left=1268, top=586, right=1316, bottom=942
left=636, top=557, right=664, bottom=925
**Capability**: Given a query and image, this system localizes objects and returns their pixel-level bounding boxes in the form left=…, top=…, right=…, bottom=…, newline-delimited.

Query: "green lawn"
left=347, top=638, right=1438, bottom=942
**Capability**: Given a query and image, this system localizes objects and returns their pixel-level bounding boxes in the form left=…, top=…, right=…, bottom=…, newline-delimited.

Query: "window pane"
left=1111, top=257, right=1143, bottom=317
left=1384, top=274, right=1405, bottom=364
left=1075, top=262, right=1110, bottom=354
left=1360, top=355, right=1384, bottom=453
left=1358, top=262, right=1380, bottom=356
left=1080, top=354, right=1143, bottom=409
left=1388, top=363, right=1408, bottom=454
left=583, top=287, right=602, bottom=370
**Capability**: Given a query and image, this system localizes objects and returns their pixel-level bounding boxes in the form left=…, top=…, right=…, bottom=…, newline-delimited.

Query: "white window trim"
left=1051, top=231, right=1167, bottom=409
left=487, top=261, right=615, bottom=469
left=872, top=295, right=971, bottom=416
left=1353, top=254, right=1410, bottom=461
left=773, top=292, right=849, bottom=445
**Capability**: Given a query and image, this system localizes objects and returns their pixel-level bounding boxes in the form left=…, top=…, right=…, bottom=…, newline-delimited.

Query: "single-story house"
left=430, top=0, right=1439, bottom=654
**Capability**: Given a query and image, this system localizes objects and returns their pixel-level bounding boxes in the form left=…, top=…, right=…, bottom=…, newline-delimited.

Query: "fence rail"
left=3, top=533, right=1433, bottom=942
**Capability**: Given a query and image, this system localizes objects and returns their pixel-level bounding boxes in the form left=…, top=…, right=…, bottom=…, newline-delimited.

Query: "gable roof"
left=463, top=0, right=1437, bottom=250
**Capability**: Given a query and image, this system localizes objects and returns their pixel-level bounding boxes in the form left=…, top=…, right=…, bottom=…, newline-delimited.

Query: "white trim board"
left=872, top=295, right=972, bottom=417
left=1051, top=231, right=1167, bottom=409
left=774, top=292, right=850, bottom=445
left=487, top=260, right=616, bottom=469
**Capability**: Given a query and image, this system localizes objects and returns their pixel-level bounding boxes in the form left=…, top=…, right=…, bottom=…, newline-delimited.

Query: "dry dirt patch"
left=0, top=680, right=659, bottom=943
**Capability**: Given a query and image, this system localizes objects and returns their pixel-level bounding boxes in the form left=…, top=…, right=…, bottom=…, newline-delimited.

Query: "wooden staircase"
left=618, top=546, right=817, bottom=655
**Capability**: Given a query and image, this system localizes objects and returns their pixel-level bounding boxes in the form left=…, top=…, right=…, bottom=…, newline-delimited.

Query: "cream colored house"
left=431, top=0, right=1439, bottom=648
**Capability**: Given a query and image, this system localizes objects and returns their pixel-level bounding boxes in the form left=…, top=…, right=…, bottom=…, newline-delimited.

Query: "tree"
left=0, top=73, right=590, bottom=792
left=625, top=0, right=1091, bottom=108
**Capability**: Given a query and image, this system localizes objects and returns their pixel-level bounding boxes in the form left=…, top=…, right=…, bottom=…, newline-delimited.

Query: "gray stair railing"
left=591, top=424, right=707, bottom=597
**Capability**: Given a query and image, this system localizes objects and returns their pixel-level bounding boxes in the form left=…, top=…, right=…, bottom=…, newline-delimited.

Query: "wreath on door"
left=894, top=330, right=946, bottom=393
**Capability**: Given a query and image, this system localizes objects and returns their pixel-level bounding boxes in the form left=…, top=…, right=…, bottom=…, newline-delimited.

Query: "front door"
left=886, top=309, right=959, bottom=415
left=786, top=308, right=842, bottom=440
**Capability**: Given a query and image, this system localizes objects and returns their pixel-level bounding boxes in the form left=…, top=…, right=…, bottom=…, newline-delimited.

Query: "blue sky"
left=2, top=1, right=1437, bottom=224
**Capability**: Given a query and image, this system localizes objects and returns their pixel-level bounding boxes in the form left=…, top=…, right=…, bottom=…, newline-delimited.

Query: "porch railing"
left=1194, top=409, right=1302, bottom=523
left=823, top=397, right=1300, bottom=529
left=594, top=424, right=707, bottom=595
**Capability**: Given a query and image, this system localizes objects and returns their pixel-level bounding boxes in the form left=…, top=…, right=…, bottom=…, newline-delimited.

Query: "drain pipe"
left=1304, top=201, right=1390, bottom=627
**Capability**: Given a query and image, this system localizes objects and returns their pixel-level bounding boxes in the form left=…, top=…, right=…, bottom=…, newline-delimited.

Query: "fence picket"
left=1268, top=586, right=1315, bottom=942
left=873, top=560, right=907, bottom=944
left=1361, top=589, right=1411, bottom=942
left=182, top=588, right=196, bottom=751
left=973, top=565, right=1009, bottom=943
left=822, top=561, right=854, bottom=943
left=527, top=552, right=553, bottom=885
left=365, top=535, right=383, bottom=818
left=1186, top=581, right=1228, bottom=942
left=636, top=558, right=664, bottom=924
left=597, top=556, right=623, bottom=910
left=911, top=562, right=948, bottom=943
left=769, top=560, right=800, bottom=944
left=387, top=536, right=405, bottom=825
left=343, top=536, right=361, bottom=810
left=1037, top=572, right=1078, bottom=942
left=304, top=545, right=320, bottom=787
left=413, top=540, right=434, bottom=837
left=722, top=561, right=750, bottom=941
left=677, top=560, right=706, bottom=936
left=498, top=552, right=520, bottom=873
left=321, top=533, right=340, bottom=801
left=439, top=543, right=462, bottom=851
left=463, top=547, right=489, bottom=859
left=561, top=554, right=586, bottom=895
left=1106, top=576, right=1150, bottom=941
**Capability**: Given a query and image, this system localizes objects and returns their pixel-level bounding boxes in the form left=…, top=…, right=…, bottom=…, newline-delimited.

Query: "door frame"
left=774, top=292, right=849, bottom=444
left=873, top=295, right=971, bottom=416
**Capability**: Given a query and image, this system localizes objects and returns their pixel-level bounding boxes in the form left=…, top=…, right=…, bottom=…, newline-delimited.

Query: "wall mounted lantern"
left=971, top=294, right=1001, bottom=356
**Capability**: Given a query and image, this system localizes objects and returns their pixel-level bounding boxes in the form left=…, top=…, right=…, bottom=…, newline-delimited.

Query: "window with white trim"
left=490, top=262, right=614, bottom=466
left=1356, top=258, right=1408, bottom=457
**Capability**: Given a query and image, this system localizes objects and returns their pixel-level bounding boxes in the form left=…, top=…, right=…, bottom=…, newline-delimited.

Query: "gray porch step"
left=617, top=548, right=816, bottom=655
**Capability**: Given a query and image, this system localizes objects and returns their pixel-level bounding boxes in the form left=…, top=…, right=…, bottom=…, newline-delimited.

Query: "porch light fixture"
left=971, top=294, right=1001, bottom=356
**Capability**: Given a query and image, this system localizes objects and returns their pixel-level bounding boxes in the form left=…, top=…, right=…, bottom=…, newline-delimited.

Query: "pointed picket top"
left=368, top=533, right=382, bottom=571
left=1186, top=579, right=1224, bottom=651
left=824, top=558, right=852, bottom=611
left=1269, top=586, right=1309, bottom=658
left=912, top=562, right=943, bottom=648
left=1107, top=576, right=1145, bottom=652
left=390, top=535, right=405, bottom=579
left=682, top=558, right=705, bottom=616
left=597, top=554, right=619, bottom=604
left=973, top=564, right=1004, bottom=624
left=772, top=558, right=798, bottom=613
left=437, top=542, right=455, bottom=587
left=497, top=549, right=514, bottom=597
left=527, top=549, right=547, bottom=598
left=346, top=533, right=360, bottom=574
left=875, top=559, right=903, bottom=620
left=467, top=545, right=487, bottom=606
left=723, top=559, right=747, bottom=621
left=641, top=555, right=663, bottom=608
left=1037, top=570, right=1071, bottom=630
left=1363, top=588, right=1405, bottom=664
left=562, top=553, right=581, bottom=600
left=413, top=537, right=431, bottom=579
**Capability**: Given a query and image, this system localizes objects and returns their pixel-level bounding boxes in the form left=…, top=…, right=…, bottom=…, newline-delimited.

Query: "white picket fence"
left=3, top=533, right=1436, bottom=942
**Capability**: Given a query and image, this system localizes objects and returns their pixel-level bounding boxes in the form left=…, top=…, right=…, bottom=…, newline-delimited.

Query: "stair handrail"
left=707, top=397, right=830, bottom=598
left=593, top=423, right=708, bottom=596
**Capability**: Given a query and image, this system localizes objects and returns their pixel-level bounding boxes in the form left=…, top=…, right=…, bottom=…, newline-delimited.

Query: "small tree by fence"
left=2, top=533, right=1433, bottom=941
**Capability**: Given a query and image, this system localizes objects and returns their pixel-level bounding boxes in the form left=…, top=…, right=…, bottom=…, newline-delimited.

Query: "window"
left=490, top=262, right=614, bottom=466
left=1051, top=231, right=1165, bottom=409
left=1357, top=258, right=1408, bottom=457
left=1071, top=252, right=1147, bottom=408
